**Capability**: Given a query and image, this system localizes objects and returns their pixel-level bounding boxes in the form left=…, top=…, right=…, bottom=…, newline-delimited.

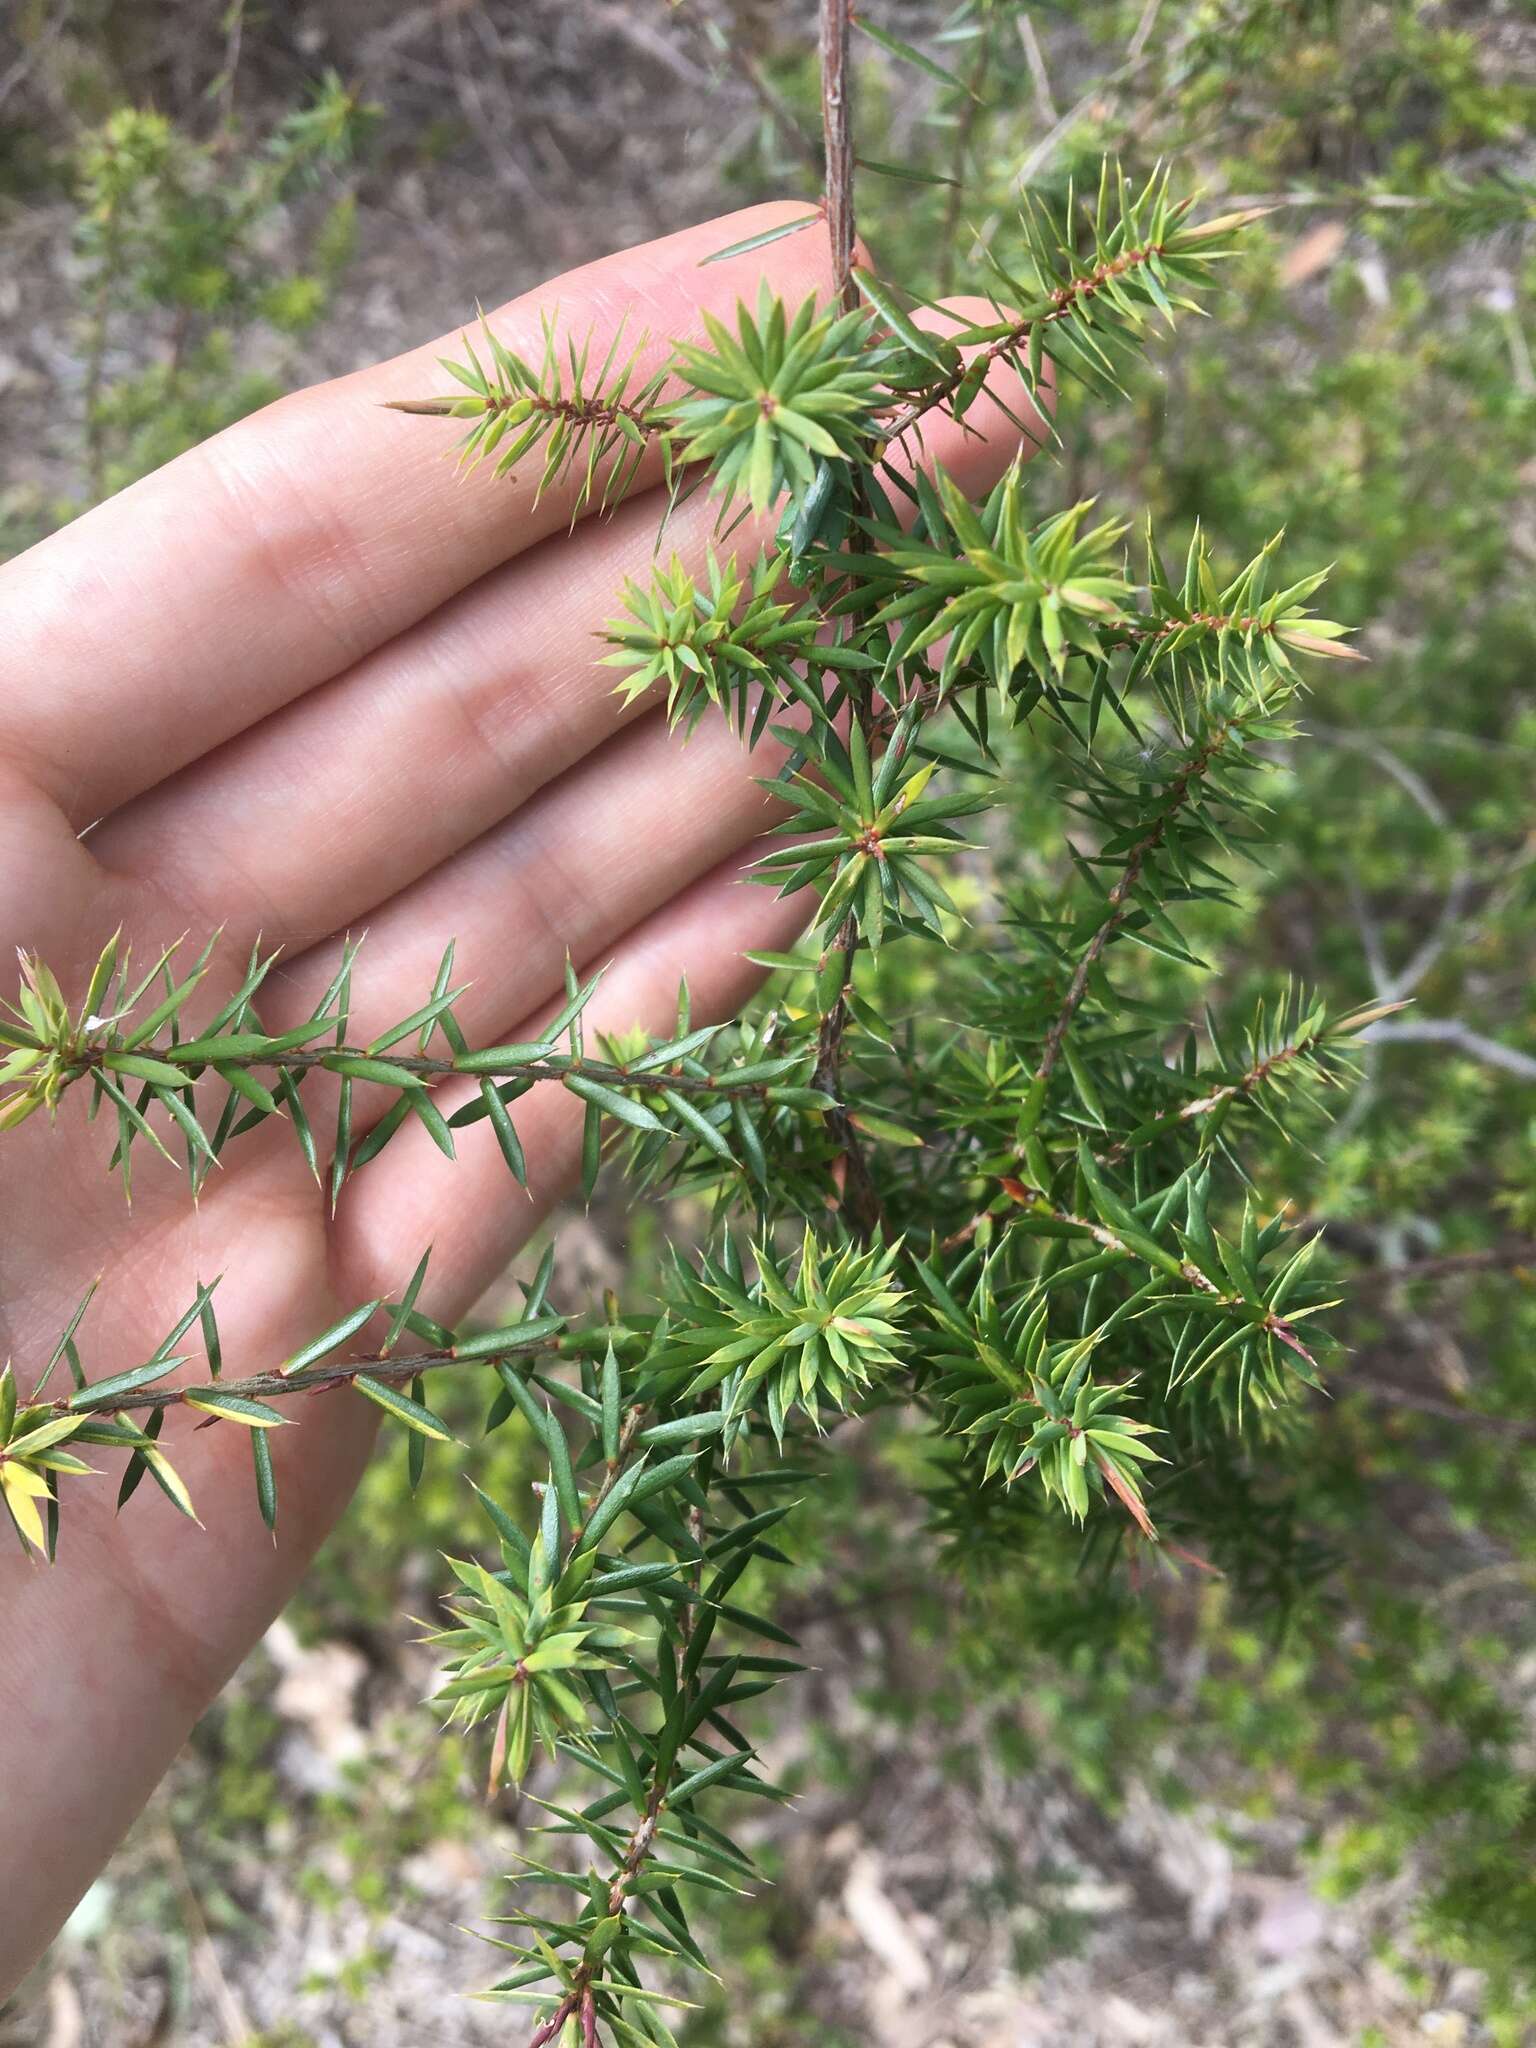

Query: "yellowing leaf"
left=2, top=1465, right=49, bottom=1552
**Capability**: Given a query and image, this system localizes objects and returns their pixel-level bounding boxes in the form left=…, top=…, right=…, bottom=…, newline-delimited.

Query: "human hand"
left=0, top=200, right=1040, bottom=1989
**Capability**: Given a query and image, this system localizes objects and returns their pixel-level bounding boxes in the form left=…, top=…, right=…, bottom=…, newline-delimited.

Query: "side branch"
left=997, top=1183, right=1321, bottom=1370
left=382, top=389, right=653, bottom=434
left=69, top=1042, right=784, bottom=1100
left=35, top=1332, right=590, bottom=1421
left=879, top=236, right=1169, bottom=443
left=1035, top=722, right=1230, bottom=1085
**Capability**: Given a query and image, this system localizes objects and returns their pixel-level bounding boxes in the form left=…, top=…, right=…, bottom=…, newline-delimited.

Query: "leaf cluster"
left=2, top=124, right=1392, bottom=2046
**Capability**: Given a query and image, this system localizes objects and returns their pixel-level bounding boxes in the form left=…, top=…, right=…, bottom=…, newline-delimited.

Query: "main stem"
left=820, top=0, right=858, bottom=315
left=815, top=0, right=881, bottom=1238
left=75, top=1042, right=774, bottom=1100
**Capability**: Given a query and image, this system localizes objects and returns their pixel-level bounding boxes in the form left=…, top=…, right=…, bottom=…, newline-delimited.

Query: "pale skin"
left=0, top=201, right=1043, bottom=1993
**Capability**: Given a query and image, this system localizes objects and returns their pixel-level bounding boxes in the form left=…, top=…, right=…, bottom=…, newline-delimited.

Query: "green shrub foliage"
left=6, top=1, right=1536, bottom=2039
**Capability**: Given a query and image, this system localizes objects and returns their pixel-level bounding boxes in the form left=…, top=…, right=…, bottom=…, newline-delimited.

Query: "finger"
left=332, top=848, right=809, bottom=1312
left=0, top=768, right=107, bottom=969
left=93, top=296, right=1050, bottom=948
left=2, top=202, right=840, bottom=825
left=92, top=475, right=733, bottom=940
left=258, top=696, right=796, bottom=1142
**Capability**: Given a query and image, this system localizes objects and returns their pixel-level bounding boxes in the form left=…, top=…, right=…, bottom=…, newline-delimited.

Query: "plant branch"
left=943, top=1016, right=1335, bottom=1253
left=382, top=388, right=653, bottom=434
left=32, top=1328, right=647, bottom=1423
left=1035, top=722, right=1230, bottom=1086
left=879, top=234, right=1171, bottom=445
left=994, top=1181, right=1319, bottom=1367
left=1101, top=1026, right=1330, bottom=1163
left=1342, top=1241, right=1536, bottom=1294
left=819, top=0, right=858, bottom=313
left=1346, top=1377, right=1536, bottom=1441
left=810, top=0, right=880, bottom=1238
left=71, top=1042, right=787, bottom=1100
left=526, top=1457, right=735, bottom=2048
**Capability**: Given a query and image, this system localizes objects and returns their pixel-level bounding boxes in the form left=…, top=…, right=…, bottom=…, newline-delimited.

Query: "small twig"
left=523, top=1618, right=721, bottom=2045
left=1311, top=723, right=1472, bottom=1004
left=0, top=0, right=74, bottom=113
left=1342, top=1242, right=1536, bottom=1293
left=440, top=4, right=537, bottom=199
left=980, top=0, right=1162, bottom=231
left=945, top=1018, right=1339, bottom=1253
left=879, top=234, right=1171, bottom=444
left=211, top=0, right=247, bottom=133
left=1427, top=1559, right=1536, bottom=1611
left=1346, top=1378, right=1536, bottom=1441
left=811, top=0, right=880, bottom=1239
left=82, top=265, right=115, bottom=505
left=157, top=1816, right=251, bottom=2045
left=1101, top=1027, right=1328, bottom=1163
left=574, top=1399, right=649, bottom=1548
left=979, top=1182, right=1319, bottom=1367
left=383, top=387, right=653, bottom=432
left=1357, top=1017, right=1536, bottom=1082
left=29, top=1327, right=644, bottom=1423
left=692, top=3, right=820, bottom=168
left=1034, top=722, right=1230, bottom=1086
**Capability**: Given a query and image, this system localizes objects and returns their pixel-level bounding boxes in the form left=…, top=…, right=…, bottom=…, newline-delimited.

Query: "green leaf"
left=700, top=213, right=821, bottom=264
left=853, top=16, right=971, bottom=90
left=103, top=1052, right=193, bottom=1088
left=68, top=1357, right=183, bottom=1409
left=453, top=1313, right=566, bottom=1360
left=185, top=1390, right=290, bottom=1429
left=352, top=1374, right=455, bottom=1441
left=855, top=156, right=957, bottom=187
left=252, top=1427, right=278, bottom=1533
left=382, top=1247, right=433, bottom=1356
left=853, top=267, right=951, bottom=369
left=564, top=1073, right=667, bottom=1132
left=660, top=1088, right=738, bottom=1164
left=452, top=1041, right=558, bottom=1074
left=322, top=1054, right=424, bottom=1088
left=4, top=1414, right=85, bottom=1459
left=668, top=1749, right=754, bottom=1808
left=279, top=1300, right=382, bottom=1377
left=143, top=1446, right=199, bottom=1524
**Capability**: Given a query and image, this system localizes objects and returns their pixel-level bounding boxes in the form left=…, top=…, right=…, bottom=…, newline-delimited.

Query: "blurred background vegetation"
left=1, top=3, right=1534, bottom=2043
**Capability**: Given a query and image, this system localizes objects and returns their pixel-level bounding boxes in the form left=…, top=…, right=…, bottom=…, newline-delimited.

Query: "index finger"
left=0, top=202, right=836, bottom=824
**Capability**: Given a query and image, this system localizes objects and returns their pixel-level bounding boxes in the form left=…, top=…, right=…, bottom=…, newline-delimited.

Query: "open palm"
left=0, top=201, right=1031, bottom=1989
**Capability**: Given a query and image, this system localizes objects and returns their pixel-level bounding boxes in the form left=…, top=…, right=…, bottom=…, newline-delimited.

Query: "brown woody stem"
left=820, top=0, right=858, bottom=313
left=811, top=0, right=881, bottom=1239
left=35, top=1328, right=647, bottom=1423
